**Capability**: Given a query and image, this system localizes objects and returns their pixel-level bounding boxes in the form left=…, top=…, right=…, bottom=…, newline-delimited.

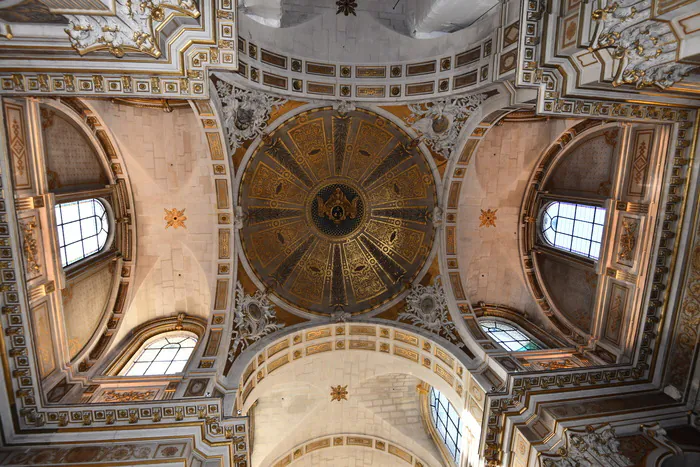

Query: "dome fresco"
left=238, top=107, right=437, bottom=316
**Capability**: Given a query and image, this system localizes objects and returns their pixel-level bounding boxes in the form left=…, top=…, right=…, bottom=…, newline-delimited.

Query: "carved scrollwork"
left=591, top=0, right=697, bottom=89
left=399, top=277, right=464, bottom=347
left=215, top=81, right=287, bottom=151
left=405, top=93, right=486, bottom=159
left=228, top=282, right=284, bottom=360
left=540, top=424, right=631, bottom=467
left=103, top=390, right=156, bottom=403
left=64, top=0, right=200, bottom=58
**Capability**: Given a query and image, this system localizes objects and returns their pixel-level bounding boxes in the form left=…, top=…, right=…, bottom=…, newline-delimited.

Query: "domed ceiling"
left=239, top=107, right=437, bottom=316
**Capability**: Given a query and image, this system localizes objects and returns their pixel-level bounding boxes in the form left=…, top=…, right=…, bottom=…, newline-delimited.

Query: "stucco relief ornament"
left=591, top=0, right=697, bottom=89
left=405, top=93, right=486, bottom=159
left=333, top=100, right=356, bottom=116
left=399, top=277, right=464, bottom=347
left=228, top=282, right=284, bottom=360
left=215, top=81, right=287, bottom=151
left=540, top=424, right=631, bottom=467
left=64, top=0, right=200, bottom=58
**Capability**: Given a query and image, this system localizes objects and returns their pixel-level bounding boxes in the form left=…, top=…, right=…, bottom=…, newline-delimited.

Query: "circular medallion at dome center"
left=238, top=107, right=437, bottom=316
left=310, top=183, right=365, bottom=238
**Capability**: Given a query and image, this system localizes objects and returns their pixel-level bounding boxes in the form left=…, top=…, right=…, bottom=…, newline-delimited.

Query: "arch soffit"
left=517, top=119, right=620, bottom=342
left=269, top=433, right=432, bottom=467
left=35, top=97, right=139, bottom=375
left=435, top=88, right=531, bottom=358
left=231, top=321, right=485, bottom=418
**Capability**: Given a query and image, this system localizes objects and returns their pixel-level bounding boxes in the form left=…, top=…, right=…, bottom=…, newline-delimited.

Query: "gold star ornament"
left=330, top=385, right=348, bottom=402
left=479, top=208, right=497, bottom=228
left=164, top=208, right=187, bottom=229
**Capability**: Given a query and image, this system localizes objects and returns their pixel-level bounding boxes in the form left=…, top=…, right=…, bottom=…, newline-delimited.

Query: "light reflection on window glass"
left=123, top=334, right=197, bottom=376
left=429, top=387, right=462, bottom=463
left=479, top=319, right=542, bottom=352
left=541, top=201, right=606, bottom=260
left=55, top=199, right=109, bottom=267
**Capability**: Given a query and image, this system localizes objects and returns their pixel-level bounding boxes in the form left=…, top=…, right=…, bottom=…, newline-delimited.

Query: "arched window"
left=480, top=319, right=542, bottom=352
left=429, top=387, right=463, bottom=463
left=541, top=201, right=606, bottom=260
left=55, top=198, right=110, bottom=267
left=121, top=332, right=197, bottom=376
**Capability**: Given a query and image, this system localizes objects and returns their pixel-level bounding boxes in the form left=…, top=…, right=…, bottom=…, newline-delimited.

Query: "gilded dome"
left=239, top=107, right=437, bottom=316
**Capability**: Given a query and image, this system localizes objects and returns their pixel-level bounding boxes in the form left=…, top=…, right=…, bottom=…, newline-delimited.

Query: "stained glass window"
left=480, top=319, right=542, bottom=352
left=55, top=199, right=109, bottom=267
left=122, top=334, right=197, bottom=376
left=429, top=387, right=463, bottom=463
left=541, top=201, right=606, bottom=260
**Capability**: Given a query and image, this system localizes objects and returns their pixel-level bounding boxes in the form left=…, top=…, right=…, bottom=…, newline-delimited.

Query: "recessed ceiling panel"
left=239, top=107, right=437, bottom=316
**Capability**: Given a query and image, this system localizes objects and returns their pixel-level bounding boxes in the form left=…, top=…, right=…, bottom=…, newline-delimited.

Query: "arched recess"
left=100, top=313, right=207, bottom=377
left=435, top=86, right=541, bottom=359
left=47, top=98, right=138, bottom=377
left=5, top=96, right=137, bottom=399
left=472, top=303, right=565, bottom=350
left=229, top=321, right=489, bottom=467
left=270, top=434, right=432, bottom=467
left=518, top=119, right=669, bottom=364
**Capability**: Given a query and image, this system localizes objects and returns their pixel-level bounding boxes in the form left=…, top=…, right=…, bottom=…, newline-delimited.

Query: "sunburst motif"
left=479, top=208, right=497, bottom=228
left=330, top=385, right=348, bottom=402
left=336, top=0, right=357, bottom=16
left=164, top=208, right=187, bottom=229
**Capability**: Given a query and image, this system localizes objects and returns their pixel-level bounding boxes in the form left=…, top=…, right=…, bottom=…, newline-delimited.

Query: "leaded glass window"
left=429, top=387, right=462, bottom=463
left=122, top=333, right=197, bottom=376
left=541, top=201, right=606, bottom=260
left=480, top=319, right=542, bottom=352
left=55, top=199, right=109, bottom=267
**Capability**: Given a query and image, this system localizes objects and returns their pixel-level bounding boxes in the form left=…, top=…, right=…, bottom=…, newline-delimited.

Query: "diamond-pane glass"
left=55, top=199, right=109, bottom=267
left=429, top=387, right=462, bottom=463
left=480, top=319, right=542, bottom=352
left=123, top=334, right=198, bottom=376
left=541, top=201, right=606, bottom=260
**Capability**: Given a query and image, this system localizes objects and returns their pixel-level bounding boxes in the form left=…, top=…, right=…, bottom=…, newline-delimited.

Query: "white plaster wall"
left=249, top=350, right=447, bottom=467
left=239, top=2, right=500, bottom=63
left=354, top=373, right=439, bottom=461
left=87, top=101, right=217, bottom=345
left=457, top=118, right=578, bottom=326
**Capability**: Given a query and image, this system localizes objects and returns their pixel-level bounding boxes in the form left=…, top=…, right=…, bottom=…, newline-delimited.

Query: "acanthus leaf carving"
left=399, top=276, right=465, bottom=348
left=540, top=424, right=631, bottom=467
left=405, top=93, right=486, bottom=159
left=65, top=0, right=200, bottom=58
left=228, top=282, right=284, bottom=361
left=215, top=81, right=287, bottom=151
left=591, top=0, right=697, bottom=89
